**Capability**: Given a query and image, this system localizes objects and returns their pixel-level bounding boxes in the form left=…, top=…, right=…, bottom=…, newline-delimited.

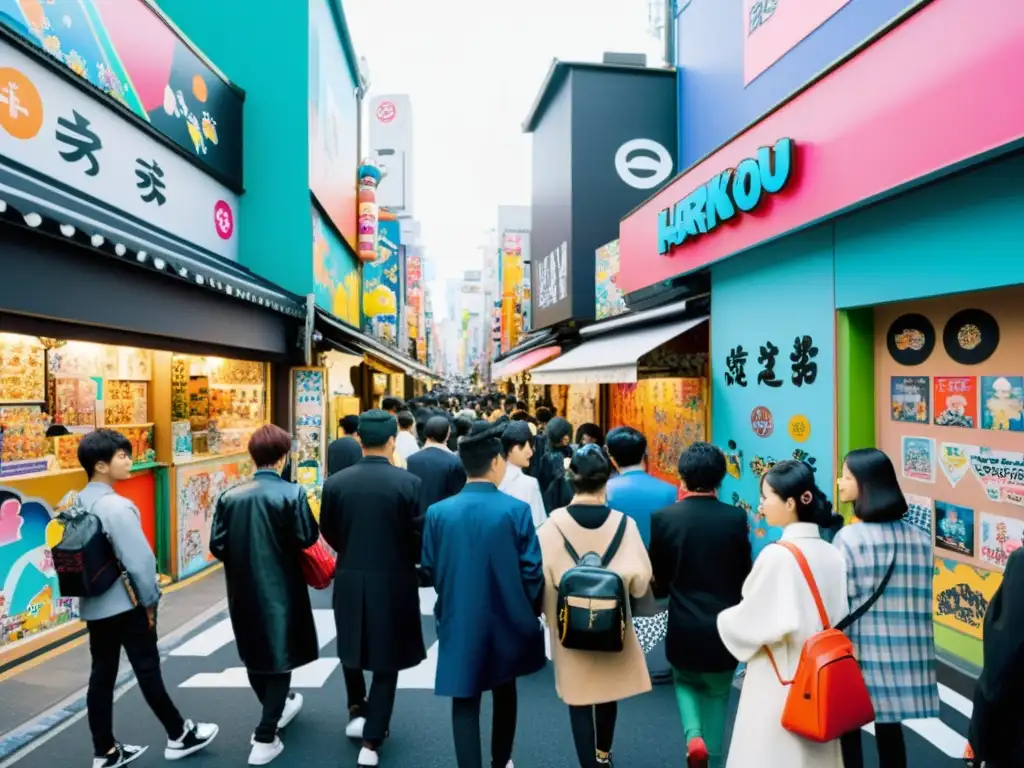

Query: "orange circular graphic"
left=192, top=74, right=208, bottom=103
left=0, top=67, right=44, bottom=140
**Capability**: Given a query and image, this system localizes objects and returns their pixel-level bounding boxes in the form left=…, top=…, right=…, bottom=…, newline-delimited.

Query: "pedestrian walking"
left=538, top=444, right=654, bottom=767
left=498, top=421, right=546, bottom=529
left=395, top=410, right=420, bottom=461
left=210, top=424, right=320, bottom=765
left=833, top=448, right=939, bottom=768
left=319, top=410, right=426, bottom=768
left=420, top=422, right=546, bottom=768
left=73, top=429, right=218, bottom=768
left=407, top=415, right=466, bottom=510
left=717, top=460, right=847, bottom=768
left=328, top=414, right=363, bottom=476
left=537, top=417, right=574, bottom=513
left=648, top=442, right=751, bottom=768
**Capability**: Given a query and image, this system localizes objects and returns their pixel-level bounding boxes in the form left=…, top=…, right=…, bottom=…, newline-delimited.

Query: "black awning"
left=314, top=309, right=434, bottom=378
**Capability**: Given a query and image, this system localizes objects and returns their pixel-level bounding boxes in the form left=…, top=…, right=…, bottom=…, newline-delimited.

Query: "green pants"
left=671, top=667, right=735, bottom=768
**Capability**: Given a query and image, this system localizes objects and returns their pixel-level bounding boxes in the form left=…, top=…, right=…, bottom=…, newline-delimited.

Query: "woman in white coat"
left=717, top=460, right=849, bottom=768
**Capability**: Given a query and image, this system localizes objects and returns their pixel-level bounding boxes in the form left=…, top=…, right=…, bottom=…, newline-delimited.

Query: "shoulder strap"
left=776, top=541, right=830, bottom=630
left=835, top=545, right=898, bottom=632
left=600, top=514, right=630, bottom=567
left=551, top=523, right=582, bottom=565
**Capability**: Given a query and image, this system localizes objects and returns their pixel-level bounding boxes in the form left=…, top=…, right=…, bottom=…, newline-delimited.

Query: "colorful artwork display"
left=969, top=448, right=1024, bottom=506
left=0, top=0, right=242, bottom=186
left=933, top=557, right=1002, bottom=640
left=292, top=368, right=325, bottom=487
left=933, top=376, right=977, bottom=428
left=934, top=500, right=975, bottom=556
left=900, top=436, right=935, bottom=483
left=595, top=240, right=627, bottom=321
left=176, top=456, right=253, bottom=579
left=890, top=376, right=930, bottom=423
left=0, top=335, right=45, bottom=402
left=938, top=442, right=976, bottom=488
left=312, top=205, right=361, bottom=325
left=406, top=250, right=426, bottom=362
left=608, top=378, right=706, bottom=485
left=500, top=234, right=525, bottom=352
left=980, top=376, right=1023, bottom=431
left=904, top=493, right=933, bottom=535
left=0, top=406, right=48, bottom=477
left=362, top=219, right=401, bottom=345
left=356, top=160, right=382, bottom=262
left=0, top=486, right=79, bottom=648
left=979, top=511, right=1024, bottom=570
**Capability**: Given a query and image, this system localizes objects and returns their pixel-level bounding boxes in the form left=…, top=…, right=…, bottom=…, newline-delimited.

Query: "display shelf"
left=171, top=449, right=249, bottom=467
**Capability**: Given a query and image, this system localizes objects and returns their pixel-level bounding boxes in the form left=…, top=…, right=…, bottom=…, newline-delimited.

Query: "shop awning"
left=530, top=316, right=708, bottom=385
left=492, top=345, right=562, bottom=380
left=315, top=309, right=434, bottom=378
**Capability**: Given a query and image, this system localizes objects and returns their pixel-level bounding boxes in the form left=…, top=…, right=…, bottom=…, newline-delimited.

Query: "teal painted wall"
left=834, top=154, right=1024, bottom=309
left=711, top=226, right=837, bottom=558
left=158, top=0, right=313, bottom=297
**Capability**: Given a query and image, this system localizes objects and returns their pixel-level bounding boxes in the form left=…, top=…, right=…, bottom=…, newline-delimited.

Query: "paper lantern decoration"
left=357, top=160, right=382, bottom=263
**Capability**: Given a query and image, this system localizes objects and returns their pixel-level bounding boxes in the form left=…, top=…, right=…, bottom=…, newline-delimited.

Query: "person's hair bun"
left=810, top=487, right=835, bottom=527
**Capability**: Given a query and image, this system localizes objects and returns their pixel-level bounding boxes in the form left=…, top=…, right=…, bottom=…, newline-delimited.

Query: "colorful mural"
left=312, top=205, right=361, bottom=326
left=362, top=218, right=401, bottom=345
left=176, top=455, right=253, bottom=579
left=933, top=557, right=1003, bottom=641
left=0, top=0, right=243, bottom=186
left=595, top=240, right=628, bottom=321
left=608, top=378, right=707, bottom=485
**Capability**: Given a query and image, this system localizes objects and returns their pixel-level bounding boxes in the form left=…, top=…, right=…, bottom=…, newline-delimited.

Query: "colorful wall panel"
left=362, top=218, right=401, bottom=345
left=595, top=240, right=627, bottom=321
left=313, top=205, right=361, bottom=326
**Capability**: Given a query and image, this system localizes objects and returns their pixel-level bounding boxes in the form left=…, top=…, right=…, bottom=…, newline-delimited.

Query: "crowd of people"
left=68, top=390, right=1024, bottom=768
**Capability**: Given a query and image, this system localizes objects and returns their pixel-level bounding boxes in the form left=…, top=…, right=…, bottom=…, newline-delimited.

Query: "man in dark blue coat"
left=407, top=415, right=466, bottom=511
left=421, top=422, right=545, bottom=768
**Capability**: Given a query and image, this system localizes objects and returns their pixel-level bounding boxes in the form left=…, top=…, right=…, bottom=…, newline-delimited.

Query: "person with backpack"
left=65, top=429, right=218, bottom=768
left=537, top=444, right=654, bottom=767
left=716, top=460, right=848, bottom=768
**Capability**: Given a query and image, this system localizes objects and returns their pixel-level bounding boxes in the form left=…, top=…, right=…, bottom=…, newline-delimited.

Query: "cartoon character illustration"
left=936, top=394, right=973, bottom=427
left=201, top=112, right=218, bottom=145
left=983, top=376, right=1023, bottom=431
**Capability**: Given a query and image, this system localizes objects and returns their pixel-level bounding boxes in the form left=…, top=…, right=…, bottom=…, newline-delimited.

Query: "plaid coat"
left=833, top=520, right=940, bottom=722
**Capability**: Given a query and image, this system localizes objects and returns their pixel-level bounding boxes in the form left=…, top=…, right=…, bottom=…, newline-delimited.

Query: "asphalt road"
left=3, top=588, right=972, bottom=768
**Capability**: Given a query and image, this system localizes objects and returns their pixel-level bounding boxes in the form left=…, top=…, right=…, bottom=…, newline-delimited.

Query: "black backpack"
left=51, top=496, right=135, bottom=602
left=554, top=513, right=629, bottom=653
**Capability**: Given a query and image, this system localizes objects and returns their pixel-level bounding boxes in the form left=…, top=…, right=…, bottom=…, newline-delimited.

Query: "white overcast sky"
left=344, top=0, right=663, bottom=310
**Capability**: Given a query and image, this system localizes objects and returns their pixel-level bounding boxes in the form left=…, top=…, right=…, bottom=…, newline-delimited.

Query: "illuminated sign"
left=657, top=138, right=793, bottom=255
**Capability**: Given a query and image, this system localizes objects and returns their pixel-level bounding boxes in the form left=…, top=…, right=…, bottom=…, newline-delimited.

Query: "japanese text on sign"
left=725, top=335, right=818, bottom=387
left=537, top=241, right=568, bottom=310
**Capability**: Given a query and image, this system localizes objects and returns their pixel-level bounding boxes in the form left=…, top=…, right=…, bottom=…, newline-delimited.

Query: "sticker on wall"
left=942, top=308, right=999, bottom=365
left=933, top=558, right=1003, bottom=640
left=979, top=511, right=1024, bottom=570
left=938, top=443, right=978, bottom=488
left=791, top=448, right=817, bottom=473
left=904, top=494, right=933, bottom=536
left=749, top=455, right=778, bottom=479
left=901, top=436, right=936, bottom=483
left=935, top=500, right=976, bottom=556
left=969, top=448, right=1024, bottom=505
left=725, top=440, right=743, bottom=480
left=750, top=406, right=774, bottom=437
left=980, top=376, right=1024, bottom=432
left=890, top=376, right=930, bottom=423
left=933, top=376, right=978, bottom=428
left=886, top=313, right=935, bottom=366
left=787, top=414, right=811, bottom=443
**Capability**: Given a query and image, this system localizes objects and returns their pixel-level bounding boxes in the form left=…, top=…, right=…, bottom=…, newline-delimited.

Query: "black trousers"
left=343, top=666, right=399, bottom=746
left=841, top=723, right=906, bottom=768
left=248, top=671, right=292, bottom=743
left=568, top=701, right=618, bottom=767
left=87, top=608, right=185, bottom=757
left=451, top=680, right=518, bottom=768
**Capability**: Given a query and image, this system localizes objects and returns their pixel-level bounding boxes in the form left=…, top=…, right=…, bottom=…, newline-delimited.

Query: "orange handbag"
left=765, top=541, right=875, bottom=743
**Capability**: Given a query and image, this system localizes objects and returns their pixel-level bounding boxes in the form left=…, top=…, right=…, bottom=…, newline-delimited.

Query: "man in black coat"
left=406, top=415, right=466, bottom=511
left=319, top=410, right=425, bottom=768
left=327, top=414, right=362, bottom=477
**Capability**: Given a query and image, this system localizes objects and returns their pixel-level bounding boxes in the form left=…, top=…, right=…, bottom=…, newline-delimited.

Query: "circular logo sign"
left=213, top=200, right=235, bottom=240
left=614, top=138, right=673, bottom=190
left=788, top=414, right=811, bottom=443
left=751, top=406, right=774, bottom=437
left=376, top=100, right=396, bottom=123
left=0, top=67, right=44, bottom=140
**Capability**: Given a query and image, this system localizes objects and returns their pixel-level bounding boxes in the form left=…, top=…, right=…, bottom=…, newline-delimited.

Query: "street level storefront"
left=617, top=0, right=1024, bottom=671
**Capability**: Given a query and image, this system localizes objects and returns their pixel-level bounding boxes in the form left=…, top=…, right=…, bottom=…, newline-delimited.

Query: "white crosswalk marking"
left=938, top=682, right=973, bottom=718
left=169, top=618, right=235, bottom=657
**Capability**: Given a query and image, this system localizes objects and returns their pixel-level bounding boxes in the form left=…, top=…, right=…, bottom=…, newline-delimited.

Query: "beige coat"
left=538, top=508, right=653, bottom=706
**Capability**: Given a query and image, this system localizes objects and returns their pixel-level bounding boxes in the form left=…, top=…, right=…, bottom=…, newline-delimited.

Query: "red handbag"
left=300, top=536, right=336, bottom=590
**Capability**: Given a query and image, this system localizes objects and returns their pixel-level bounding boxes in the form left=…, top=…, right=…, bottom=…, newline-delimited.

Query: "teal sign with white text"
left=658, top=138, right=794, bottom=255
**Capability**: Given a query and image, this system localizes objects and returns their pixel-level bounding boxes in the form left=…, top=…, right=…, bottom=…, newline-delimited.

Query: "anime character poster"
left=932, top=376, right=977, bottom=428
left=979, top=511, right=1024, bottom=570
left=980, top=376, right=1024, bottom=432
left=934, top=500, right=975, bottom=556
left=890, top=376, right=930, bottom=423
left=901, top=436, right=936, bottom=483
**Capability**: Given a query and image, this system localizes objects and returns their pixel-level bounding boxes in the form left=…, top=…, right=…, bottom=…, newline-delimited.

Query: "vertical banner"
left=405, top=249, right=426, bottom=362
left=595, top=240, right=628, bottom=320
left=501, top=233, right=524, bottom=352
left=362, top=219, right=402, bottom=345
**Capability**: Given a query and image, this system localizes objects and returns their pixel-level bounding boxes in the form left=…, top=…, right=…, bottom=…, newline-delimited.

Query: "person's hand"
left=146, top=605, right=156, bottom=632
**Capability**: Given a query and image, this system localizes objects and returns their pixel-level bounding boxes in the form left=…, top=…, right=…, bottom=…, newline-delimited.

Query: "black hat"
left=357, top=409, right=398, bottom=448
left=886, top=313, right=935, bottom=366
left=459, top=422, right=503, bottom=460
left=943, top=308, right=999, bottom=365
left=501, top=421, right=533, bottom=446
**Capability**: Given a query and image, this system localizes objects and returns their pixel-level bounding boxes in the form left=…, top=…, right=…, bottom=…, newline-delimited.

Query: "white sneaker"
left=356, top=746, right=379, bottom=767
left=164, top=720, right=219, bottom=760
left=345, top=716, right=366, bottom=739
left=248, top=737, right=284, bottom=765
left=92, top=743, right=148, bottom=768
left=278, top=692, right=303, bottom=729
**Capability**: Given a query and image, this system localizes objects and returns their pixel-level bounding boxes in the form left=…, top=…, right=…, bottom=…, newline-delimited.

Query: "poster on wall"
left=312, top=206, right=361, bottom=324
left=979, top=511, right=1024, bottom=570
left=595, top=240, right=628, bottom=321
left=933, top=557, right=1002, bottom=640
left=934, top=500, right=975, bottom=556
left=932, top=376, right=977, bottom=428
left=743, top=0, right=852, bottom=84
left=0, top=336, right=45, bottom=402
left=362, top=219, right=401, bottom=345
left=890, top=376, right=930, bottom=423
left=901, top=436, right=935, bottom=483
left=938, top=442, right=977, bottom=488
left=292, top=368, right=326, bottom=486
left=980, top=376, right=1024, bottom=432
left=0, top=487, right=79, bottom=648
left=969, top=448, right=1024, bottom=506
left=566, top=385, right=599, bottom=431
left=176, top=457, right=253, bottom=579
left=904, top=493, right=933, bottom=536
